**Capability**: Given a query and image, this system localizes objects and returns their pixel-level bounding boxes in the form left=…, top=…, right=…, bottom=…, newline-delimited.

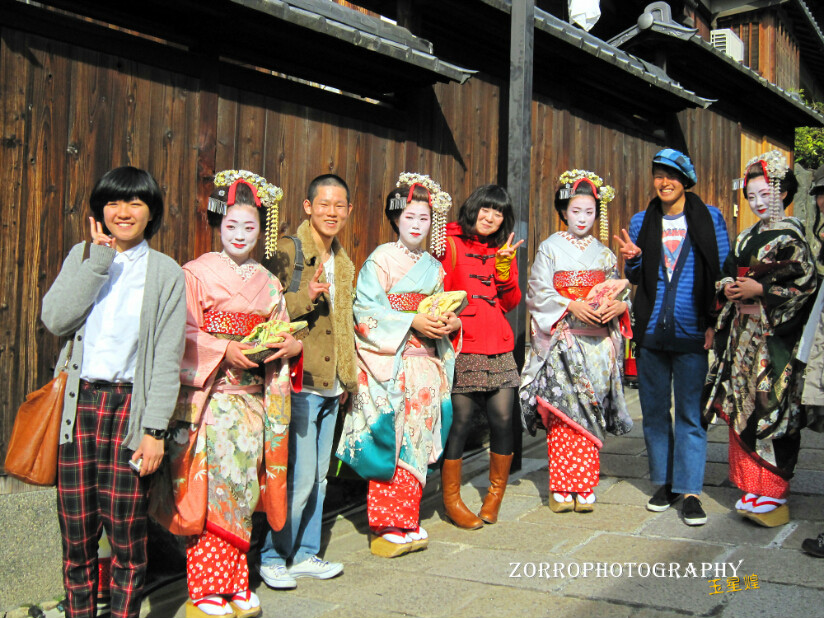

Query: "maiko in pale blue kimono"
left=336, top=242, right=457, bottom=529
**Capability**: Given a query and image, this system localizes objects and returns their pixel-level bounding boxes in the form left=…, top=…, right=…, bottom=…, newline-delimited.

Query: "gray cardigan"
left=41, top=241, right=186, bottom=451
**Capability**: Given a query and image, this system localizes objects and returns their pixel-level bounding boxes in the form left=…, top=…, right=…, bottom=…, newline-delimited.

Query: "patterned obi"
left=202, top=310, right=265, bottom=337
left=735, top=267, right=760, bottom=315
left=387, top=292, right=428, bottom=313
left=553, top=270, right=605, bottom=301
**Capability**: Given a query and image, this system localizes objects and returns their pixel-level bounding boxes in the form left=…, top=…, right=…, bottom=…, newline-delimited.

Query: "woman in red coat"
left=439, top=184, right=523, bottom=529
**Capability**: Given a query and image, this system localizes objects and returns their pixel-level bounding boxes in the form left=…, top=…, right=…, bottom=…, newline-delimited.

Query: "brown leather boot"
left=479, top=452, right=514, bottom=524
left=441, top=459, right=483, bottom=530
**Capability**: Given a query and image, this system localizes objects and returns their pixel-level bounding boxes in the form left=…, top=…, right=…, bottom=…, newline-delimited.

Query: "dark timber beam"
left=506, top=0, right=534, bottom=472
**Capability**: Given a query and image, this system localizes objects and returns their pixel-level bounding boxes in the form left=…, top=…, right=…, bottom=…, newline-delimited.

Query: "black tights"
left=444, top=388, right=515, bottom=459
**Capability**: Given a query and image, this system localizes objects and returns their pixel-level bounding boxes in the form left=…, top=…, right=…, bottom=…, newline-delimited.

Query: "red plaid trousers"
left=57, top=381, right=148, bottom=618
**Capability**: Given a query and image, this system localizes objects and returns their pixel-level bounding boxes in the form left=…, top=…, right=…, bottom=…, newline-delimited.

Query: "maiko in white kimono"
left=520, top=232, right=633, bottom=508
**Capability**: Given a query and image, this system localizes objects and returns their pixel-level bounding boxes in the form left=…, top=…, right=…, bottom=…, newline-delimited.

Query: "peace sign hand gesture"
left=308, top=264, right=331, bottom=302
left=88, top=216, right=116, bottom=251
left=613, top=228, right=641, bottom=260
left=496, top=233, right=525, bottom=259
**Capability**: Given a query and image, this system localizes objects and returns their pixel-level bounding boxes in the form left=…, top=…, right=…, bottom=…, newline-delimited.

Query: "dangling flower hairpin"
left=209, top=169, right=284, bottom=259
left=558, top=169, right=615, bottom=243
left=394, top=172, right=452, bottom=257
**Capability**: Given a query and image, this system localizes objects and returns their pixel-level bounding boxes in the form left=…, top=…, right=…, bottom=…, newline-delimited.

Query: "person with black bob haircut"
left=438, top=184, right=524, bottom=530
left=41, top=166, right=186, bottom=618
left=88, top=165, right=165, bottom=241
left=455, top=184, right=515, bottom=249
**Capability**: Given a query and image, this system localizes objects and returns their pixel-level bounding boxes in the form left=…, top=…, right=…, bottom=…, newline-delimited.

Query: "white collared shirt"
left=80, top=240, right=149, bottom=382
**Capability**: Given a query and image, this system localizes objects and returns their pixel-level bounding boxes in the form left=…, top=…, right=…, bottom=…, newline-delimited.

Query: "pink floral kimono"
left=151, top=252, right=300, bottom=598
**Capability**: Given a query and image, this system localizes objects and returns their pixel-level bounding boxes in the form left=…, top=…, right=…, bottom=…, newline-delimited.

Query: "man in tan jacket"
left=259, top=174, right=357, bottom=588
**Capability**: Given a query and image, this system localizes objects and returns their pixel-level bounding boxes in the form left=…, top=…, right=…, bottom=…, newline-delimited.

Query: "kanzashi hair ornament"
left=396, top=172, right=452, bottom=257
left=558, top=169, right=615, bottom=243
left=744, top=150, right=789, bottom=227
left=211, top=169, right=284, bottom=259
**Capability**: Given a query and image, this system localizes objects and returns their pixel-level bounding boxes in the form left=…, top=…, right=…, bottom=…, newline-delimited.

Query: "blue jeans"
left=260, top=391, right=340, bottom=566
left=636, top=347, right=708, bottom=495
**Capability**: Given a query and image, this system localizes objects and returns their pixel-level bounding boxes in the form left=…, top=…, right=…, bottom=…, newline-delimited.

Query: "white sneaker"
left=288, top=555, right=344, bottom=580
left=258, top=563, right=297, bottom=590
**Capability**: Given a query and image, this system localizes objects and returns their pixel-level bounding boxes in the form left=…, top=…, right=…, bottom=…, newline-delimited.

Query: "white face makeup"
left=564, top=194, right=597, bottom=238
left=397, top=200, right=431, bottom=251
left=746, top=176, right=774, bottom=222
left=220, top=203, right=261, bottom=263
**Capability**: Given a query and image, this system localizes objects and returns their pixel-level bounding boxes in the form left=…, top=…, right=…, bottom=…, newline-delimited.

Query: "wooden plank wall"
left=0, top=27, right=204, bottom=480
left=528, top=102, right=741, bottom=265
left=0, top=22, right=745, bottom=481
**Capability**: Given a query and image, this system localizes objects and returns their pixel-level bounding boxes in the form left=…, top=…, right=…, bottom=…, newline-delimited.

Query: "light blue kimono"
left=336, top=243, right=456, bottom=485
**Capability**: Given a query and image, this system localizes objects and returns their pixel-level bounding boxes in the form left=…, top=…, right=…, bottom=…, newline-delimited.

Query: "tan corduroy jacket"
left=263, top=220, right=357, bottom=392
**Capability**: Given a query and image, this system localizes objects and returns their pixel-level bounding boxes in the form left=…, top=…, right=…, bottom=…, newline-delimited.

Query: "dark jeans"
left=636, top=347, right=708, bottom=495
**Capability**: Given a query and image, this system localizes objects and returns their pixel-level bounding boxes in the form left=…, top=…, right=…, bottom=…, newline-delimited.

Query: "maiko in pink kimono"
left=151, top=171, right=302, bottom=618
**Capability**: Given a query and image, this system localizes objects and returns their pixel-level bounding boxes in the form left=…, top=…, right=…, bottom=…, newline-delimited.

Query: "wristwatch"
left=144, top=428, right=166, bottom=439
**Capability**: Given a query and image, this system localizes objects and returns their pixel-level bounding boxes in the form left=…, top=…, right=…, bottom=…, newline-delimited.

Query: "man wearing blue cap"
left=615, top=148, right=730, bottom=526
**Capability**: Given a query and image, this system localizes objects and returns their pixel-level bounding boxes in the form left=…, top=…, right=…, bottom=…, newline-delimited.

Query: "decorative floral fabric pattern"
left=186, top=531, right=248, bottom=598
left=520, top=233, right=633, bottom=440
left=703, top=217, right=815, bottom=478
left=202, top=310, right=266, bottom=337
left=546, top=410, right=600, bottom=492
left=367, top=467, right=422, bottom=529
left=336, top=243, right=457, bottom=487
left=150, top=252, right=293, bottom=549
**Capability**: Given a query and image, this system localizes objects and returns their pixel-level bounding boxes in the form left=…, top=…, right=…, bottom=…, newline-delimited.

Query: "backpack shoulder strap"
left=284, top=235, right=305, bottom=294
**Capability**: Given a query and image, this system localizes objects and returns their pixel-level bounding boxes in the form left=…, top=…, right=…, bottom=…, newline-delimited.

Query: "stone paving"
left=131, top=389, right=824, bottom=618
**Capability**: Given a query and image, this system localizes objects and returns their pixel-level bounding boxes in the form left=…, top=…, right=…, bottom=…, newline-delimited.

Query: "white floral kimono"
left=519, top=232, right=632, bottom=493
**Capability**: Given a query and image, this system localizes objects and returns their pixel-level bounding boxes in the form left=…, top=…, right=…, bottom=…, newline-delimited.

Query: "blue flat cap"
left=652, top=149, right=697, bottom=188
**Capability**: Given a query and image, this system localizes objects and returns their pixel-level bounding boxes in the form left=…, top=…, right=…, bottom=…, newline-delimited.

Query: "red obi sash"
left=202, top=310, right=265, bottom=337
left=553, top=270, right=605, bottom=301
left=387, top=292, right=428, bottom=312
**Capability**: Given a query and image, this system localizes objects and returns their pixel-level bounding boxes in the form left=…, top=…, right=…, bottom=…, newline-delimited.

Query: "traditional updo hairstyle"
left=456, top=184, right=514, bottom=248
left=206, top=181, right=264, bottom=229
left=554, top=180, right=601, bottom=225
left=742, top=164, right=798, bottom=209
left=385, top=183, right=432, bottom=234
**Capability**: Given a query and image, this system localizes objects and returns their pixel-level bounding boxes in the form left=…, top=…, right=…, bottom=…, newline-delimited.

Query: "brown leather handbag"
left=4, top=341, right=73, bottom=486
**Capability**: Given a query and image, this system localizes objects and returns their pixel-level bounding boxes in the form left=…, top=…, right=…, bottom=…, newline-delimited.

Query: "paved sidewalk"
left=137, top=390, right=824, bottom=618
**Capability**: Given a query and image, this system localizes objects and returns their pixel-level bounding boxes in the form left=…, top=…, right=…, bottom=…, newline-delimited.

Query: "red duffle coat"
left=439, top=222, right=521, bottom=355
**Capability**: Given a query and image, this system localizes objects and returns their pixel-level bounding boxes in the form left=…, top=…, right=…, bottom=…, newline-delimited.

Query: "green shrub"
left=794, top=91, right=824, bottom=170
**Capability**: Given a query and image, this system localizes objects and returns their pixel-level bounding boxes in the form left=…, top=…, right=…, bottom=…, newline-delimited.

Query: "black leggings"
left=444, top=388, right=515, bottom=459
